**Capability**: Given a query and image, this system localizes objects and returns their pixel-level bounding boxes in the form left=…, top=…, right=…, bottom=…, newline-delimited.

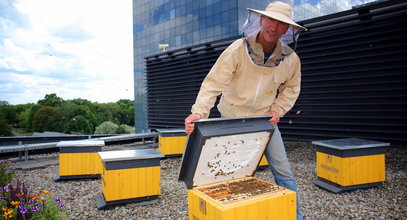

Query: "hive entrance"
left=198, top=178, right=284, bottom=205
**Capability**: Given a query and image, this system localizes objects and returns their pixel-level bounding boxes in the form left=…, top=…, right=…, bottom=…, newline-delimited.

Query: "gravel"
left=13, top=141, right=407, bottom=219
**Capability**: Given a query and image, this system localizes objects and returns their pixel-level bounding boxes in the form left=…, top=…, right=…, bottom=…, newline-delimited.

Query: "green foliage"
left=1, top=94, right=135, bottom=135
left=64, top=115, right=93, bottom=134
left=37, top=93, right=63, bottom=107
left=31, top=106, right=59, bottom=132
left=0, top=121, right=13, bottom=137
left=94, top=121, right=119, bottom=134
left=0, top=160, right=15, bottom=187
left=17, top=106, right=33, bottom=128
left=116, top=124, right=133, bottom=134
left=0, top=183, right=66, bottom=220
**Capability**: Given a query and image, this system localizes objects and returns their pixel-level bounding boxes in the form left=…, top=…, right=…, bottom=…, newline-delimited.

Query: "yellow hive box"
left=158, top=129, right=187, bottom=157
left=189, top=177, right=296, bottom=220
left=96, top=149, right=163, bottom=209
left=258, top=155, right=269, bottom=168
left=313, top=138, right=389, bottom=193
left=54, top=140, right=104, bottom=181
left=179, top=116, right=296, bottom=220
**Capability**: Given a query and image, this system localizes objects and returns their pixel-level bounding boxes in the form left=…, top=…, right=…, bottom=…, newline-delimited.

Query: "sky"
left=0, top=0, right=134, bottom=105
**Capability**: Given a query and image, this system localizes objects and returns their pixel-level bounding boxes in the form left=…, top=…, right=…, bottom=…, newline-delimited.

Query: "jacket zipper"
left=246, top=73, right=263, bottom=116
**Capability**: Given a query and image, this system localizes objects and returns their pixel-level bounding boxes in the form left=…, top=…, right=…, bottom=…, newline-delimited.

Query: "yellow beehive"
left=55, top=140, right=104, bottom=181
left=158, top=129, right=187, bottom=157
left=96, top=149, right=163, bottom=209
left=313, top=138, right=389, bottom=193
left=188, top=177, right=296, bottom=220
left=179, top=116, right=296, bottom=220
left=258, top=155, right=269, bottom=167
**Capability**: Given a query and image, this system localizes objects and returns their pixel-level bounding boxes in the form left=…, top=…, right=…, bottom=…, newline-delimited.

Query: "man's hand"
left=267, top=110, right=280, bottom=125
left=184, top=114, right=202, bottom=134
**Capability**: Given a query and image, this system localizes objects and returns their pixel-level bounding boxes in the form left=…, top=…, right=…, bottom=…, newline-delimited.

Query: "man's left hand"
left=267, top=110, right=280, bottom=125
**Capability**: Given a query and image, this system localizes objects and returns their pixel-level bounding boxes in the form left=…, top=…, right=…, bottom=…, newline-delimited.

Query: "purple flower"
left=59, top=204, right=65, bottom=210
left=3, top=184, right=11, bottom=192
left=54, top=197, right=61, bottom=203
left=28, top=199, right=35, bottom=204
left=19, top=204, right=28, bottom=214
left=6, top=169, right=10, bottom=173
left=32, top=206, right=40, bottom=212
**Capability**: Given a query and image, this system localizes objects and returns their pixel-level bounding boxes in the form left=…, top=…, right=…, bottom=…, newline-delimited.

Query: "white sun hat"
left=248, top=1, right=307, bottom=31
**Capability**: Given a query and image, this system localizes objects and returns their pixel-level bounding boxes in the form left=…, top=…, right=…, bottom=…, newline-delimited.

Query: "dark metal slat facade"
left=145, top=0, right=407, bottom=147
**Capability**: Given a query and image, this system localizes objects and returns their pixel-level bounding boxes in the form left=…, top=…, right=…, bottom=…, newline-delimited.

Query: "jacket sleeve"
left=270, top=55, right=301, bottom=118
left=191, top=40, right=241, bottom=118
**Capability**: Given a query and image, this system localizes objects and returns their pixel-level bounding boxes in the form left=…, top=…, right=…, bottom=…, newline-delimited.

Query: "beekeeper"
left=184, top=1, right=307, bottom=219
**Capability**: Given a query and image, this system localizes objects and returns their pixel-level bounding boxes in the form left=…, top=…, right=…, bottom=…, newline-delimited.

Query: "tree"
left=0, top=120, right=12, bottom=136
left=31, top=106, right=60, bottom=132
left=17, top=106, right=33, bottom=128
left=116, top=99, right=135, bottom=126
left=37, top=93, right=63, bottom=107
left=64, top=115, right=93, bottom=134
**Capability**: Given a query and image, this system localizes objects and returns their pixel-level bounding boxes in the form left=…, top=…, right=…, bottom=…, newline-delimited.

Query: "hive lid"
left=157, top=128, right=186, bottom=137
left=312, top=138, right=390, bottom=150
left=56, top=140, right=105, bottom=147
left=99, top=149, right=163, bottom=162
left=178, top=116, right=275, bottom=189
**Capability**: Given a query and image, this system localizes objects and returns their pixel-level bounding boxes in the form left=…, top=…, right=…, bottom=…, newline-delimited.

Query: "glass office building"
left=133, top=0, right=377, bottom=132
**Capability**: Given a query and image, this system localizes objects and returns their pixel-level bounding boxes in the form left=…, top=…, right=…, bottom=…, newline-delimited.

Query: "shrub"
left=0, top=182, right=66, bottom=220
left=116, top=124, right=133, bottom=134
left=94, top=121, right=118, bottom=134
left=0, top=160, right=15, bottom=187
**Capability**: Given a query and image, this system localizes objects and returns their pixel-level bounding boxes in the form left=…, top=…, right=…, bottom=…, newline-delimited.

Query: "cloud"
left=293, top=0, right=377, bottom=21
left=0, top=0, right=133, bottom=104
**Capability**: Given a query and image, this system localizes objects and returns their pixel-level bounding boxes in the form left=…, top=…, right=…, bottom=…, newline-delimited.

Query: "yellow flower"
left=2, top=208, right=13, bottom=219
left=41, top=190, right=51, bottom=194
left=10, top=201, right=20, bottom=206
left=41, top=198, right=47, bottom=202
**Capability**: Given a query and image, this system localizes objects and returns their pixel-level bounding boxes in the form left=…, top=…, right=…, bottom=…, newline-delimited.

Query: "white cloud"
left=0, top=0, right=133, bottom=104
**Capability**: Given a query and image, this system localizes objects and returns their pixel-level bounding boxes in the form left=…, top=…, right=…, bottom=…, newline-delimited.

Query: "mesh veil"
left=242, top=11, right=303, bottom=67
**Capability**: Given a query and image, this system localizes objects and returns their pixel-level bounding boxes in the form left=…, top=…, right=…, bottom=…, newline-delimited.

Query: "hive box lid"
left=56, top=140, right=105, bottom=147
left=99, top=149, right=163, bottom=162
left=157, top=128, right=186, bottom=137
left=178, top=116, right=275, bottom=189
left=312, top=138, right=390, bottom=150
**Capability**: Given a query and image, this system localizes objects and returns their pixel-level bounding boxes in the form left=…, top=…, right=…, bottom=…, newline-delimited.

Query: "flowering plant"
left=0, top=161, right=15, bottom=187
left=0, top=182, right=66, bottom=220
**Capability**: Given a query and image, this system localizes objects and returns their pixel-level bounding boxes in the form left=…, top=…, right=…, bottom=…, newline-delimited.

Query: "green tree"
left=64, top=115, right=93, bottom=134
left=31, top=106, right=59, bottom=132
left=17, top=105, right=32, bottom=128
left=27, top=104, right=42, bottom=131
left=0, top=105, right=18, bottom=126
left=37, top=93, right=64, bottom=107
left=115, top=99, right=135, bottom=126
left=0, top=120, right=12, bottom=136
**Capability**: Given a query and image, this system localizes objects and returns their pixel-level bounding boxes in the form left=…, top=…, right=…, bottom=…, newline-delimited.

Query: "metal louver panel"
left=145, top=0, right=407, bottom=147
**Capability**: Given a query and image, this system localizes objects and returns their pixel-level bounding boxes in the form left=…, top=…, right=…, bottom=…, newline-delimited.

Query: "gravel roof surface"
left=13, top=141, right=407, bottom=219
